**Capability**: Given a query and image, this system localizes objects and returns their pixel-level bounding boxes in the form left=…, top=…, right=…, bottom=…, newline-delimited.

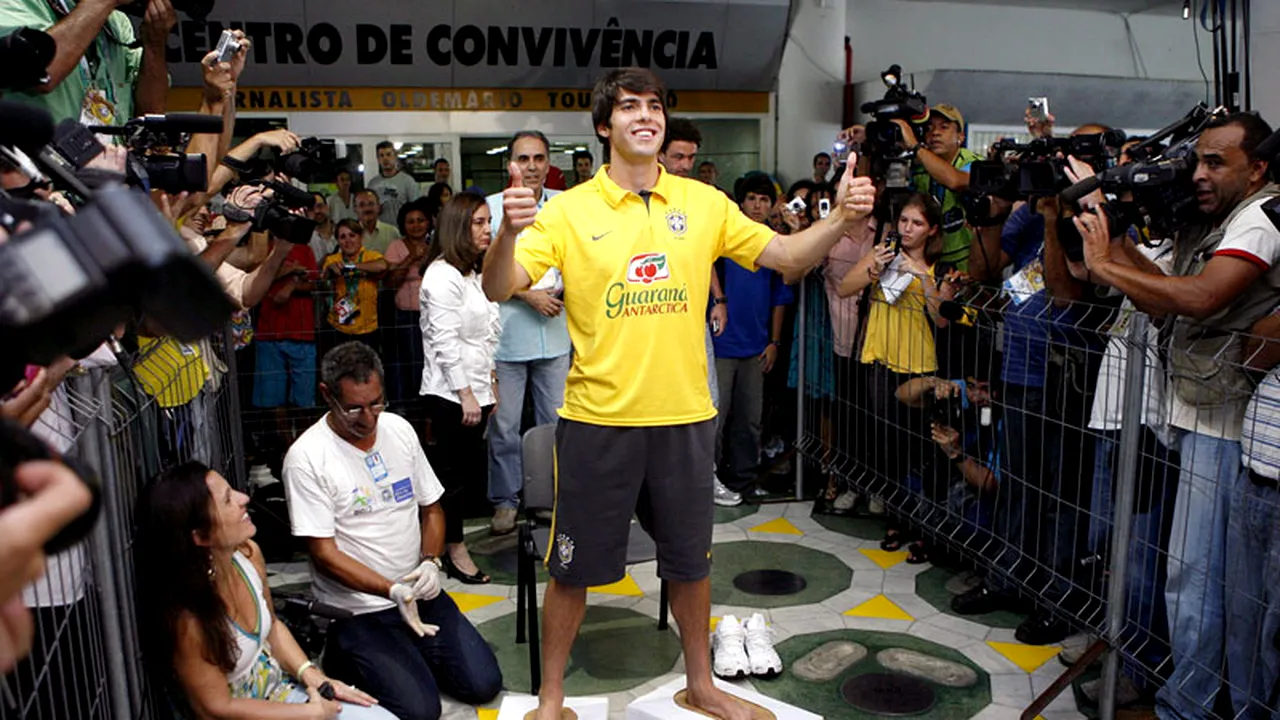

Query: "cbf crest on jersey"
left=666, top=209, right=687, bottom=236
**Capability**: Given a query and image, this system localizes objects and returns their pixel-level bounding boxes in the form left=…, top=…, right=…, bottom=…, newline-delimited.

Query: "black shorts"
left=545, top=418, right=715, bottom=586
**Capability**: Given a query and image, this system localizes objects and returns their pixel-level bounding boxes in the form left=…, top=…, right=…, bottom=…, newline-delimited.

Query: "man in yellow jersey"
left=482, top=67, right=875, bottom=720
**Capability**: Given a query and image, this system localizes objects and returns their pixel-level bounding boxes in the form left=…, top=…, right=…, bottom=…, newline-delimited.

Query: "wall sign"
left=167, top=86, right=771, bottom=114
left=165, top=0, right=790, bottom=92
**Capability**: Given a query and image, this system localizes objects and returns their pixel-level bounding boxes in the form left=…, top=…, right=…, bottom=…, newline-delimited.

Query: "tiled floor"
left=268, top=501, right=1090, bottom=719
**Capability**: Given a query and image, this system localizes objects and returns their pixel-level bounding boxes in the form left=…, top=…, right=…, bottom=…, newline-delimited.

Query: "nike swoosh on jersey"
left=591, top=231, right=613, bottom=241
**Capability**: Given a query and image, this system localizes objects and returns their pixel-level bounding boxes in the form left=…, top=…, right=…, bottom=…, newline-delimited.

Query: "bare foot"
left=531, top=688, right=566, bottom=720
left=686, top=684, right=753, bottom=720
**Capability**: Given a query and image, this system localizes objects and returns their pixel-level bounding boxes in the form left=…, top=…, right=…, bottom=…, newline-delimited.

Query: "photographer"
left=894, top=104, right=982, bottom=271
left=894, top=376, right=1000, bottom=560
left=1074, top=112, right=1279, bottom=719
left=0, top=0, right=176, bottom=124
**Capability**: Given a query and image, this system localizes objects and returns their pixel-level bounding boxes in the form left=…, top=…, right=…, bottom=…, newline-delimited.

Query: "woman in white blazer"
left=419, top=193, right=501, bottom=584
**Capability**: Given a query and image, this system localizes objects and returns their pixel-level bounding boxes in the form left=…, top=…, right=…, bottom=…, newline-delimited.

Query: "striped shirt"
left=1242, top=368, right=1280, bottom=479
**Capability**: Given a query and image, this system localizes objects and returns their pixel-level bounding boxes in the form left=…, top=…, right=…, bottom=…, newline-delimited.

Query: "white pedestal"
left=495, top=694, right=610, bottom=720
left=626, top=677, right=821, bottom=720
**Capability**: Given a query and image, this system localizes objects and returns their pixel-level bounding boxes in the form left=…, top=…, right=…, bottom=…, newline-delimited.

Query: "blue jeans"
left=325, top=592, right=503, bottom=720
left=487, top=355, right=570, bottom=509
left=253, top=340, right=317, bottom=408
left=1155, top=431, right=1237, bottom=720
left=1225, top=468, right=1280, bottom=719
left=989, top=383, right=1044, bottom=592
left=1089, top=428, right=1179, bottom=686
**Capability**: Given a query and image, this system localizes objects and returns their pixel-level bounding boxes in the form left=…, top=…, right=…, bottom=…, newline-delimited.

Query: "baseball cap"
left=931, top=103, right=965, bottom=133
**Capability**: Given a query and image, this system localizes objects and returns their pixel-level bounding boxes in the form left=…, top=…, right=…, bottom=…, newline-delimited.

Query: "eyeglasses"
left=326, top=393, right=389, bottom=420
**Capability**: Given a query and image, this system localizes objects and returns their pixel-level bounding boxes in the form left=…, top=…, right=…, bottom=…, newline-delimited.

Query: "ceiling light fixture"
left=1183, top=0, right=1191, bottom=20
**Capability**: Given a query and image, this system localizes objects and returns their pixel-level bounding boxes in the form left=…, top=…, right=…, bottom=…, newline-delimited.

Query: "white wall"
left=1253, top=1, right=1280, bottom=126
left=775, top=0, right=846, bottom=184
left=847, top=0, right=1213, bottom=84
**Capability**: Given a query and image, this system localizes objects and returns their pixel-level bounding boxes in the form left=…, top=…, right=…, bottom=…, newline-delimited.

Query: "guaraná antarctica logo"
left=605, top=253, right=689, bottom=319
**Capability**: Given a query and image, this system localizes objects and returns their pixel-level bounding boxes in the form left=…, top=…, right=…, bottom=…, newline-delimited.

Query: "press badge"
left=1003, top=260, right=1045, bottom=306
left=391, top=478, right=414, bottom=504
left=365, top=452, right=389, bottom=482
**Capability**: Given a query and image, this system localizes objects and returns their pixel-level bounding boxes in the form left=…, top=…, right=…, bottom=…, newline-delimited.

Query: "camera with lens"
left=276, top=137, right=347, bottom=183
left=923, top=392, right=963, bottom=428
left=222, top=178, right=318, bottom=245
left=0, top=28, right=55, bottom=91
left=968, top=131, right=1127, bottom=200
left=1056, top=103, right=1224, bottom=260
left=0, top=101, right=234, bottom=385
left=46, top=114, right=221, bottom=195
left=860, top=64, right=929, bottom=189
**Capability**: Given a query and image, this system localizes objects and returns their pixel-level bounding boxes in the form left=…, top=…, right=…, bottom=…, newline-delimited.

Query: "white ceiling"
left=899, top=0, right=1185, bottom=15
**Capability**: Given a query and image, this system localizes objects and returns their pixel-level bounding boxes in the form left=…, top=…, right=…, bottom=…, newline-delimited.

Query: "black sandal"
left=442, top=552, right=491, bottom=585
left=880, top=530, right=907, bottom=552
left=906, top=541, right=930, bottom=565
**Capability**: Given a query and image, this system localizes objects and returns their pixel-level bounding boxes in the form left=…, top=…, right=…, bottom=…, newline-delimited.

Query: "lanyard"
left=342, top=250, right=366, bottom=303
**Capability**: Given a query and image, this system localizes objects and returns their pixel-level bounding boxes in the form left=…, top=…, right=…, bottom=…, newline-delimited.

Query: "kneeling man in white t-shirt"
left=283, top=341, right=502, bottom=720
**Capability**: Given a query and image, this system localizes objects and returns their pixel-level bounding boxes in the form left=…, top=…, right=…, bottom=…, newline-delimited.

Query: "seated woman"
left=135, top=461, right=396, bottom=719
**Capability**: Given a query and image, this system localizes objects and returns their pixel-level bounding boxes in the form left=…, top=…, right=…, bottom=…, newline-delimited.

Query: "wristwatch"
left=712, top=296, right=728, bottom=306
left=423, top=555, right=443, bottom=570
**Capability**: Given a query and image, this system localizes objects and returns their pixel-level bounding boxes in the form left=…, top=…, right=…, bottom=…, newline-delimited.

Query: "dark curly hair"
left=135, top=462, right=241, bottom=677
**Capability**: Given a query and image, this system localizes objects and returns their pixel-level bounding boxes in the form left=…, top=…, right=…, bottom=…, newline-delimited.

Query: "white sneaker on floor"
left=714, top=479, right=743, bottom=507
left=743, top=613, right=783, bottom=678
left=712, top=615, right=751, bottom=679
left=832, top=490, right=858, bottom=512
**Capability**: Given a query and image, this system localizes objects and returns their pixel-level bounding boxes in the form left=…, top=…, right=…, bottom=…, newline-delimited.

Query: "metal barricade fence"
left=236, top=286, right=431, bottom=471
left=794, top=273, right=1280, bottom=719
left=2, top=328, right=245, bottom=720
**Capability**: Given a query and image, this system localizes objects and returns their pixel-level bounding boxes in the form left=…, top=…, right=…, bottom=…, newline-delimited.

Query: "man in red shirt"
left=254, top=241, right=319, bottom=410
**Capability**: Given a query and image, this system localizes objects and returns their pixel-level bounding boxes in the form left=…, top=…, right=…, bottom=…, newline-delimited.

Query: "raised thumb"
left=843, top=152, right=859, bottom=179
left=508, top=161, right=523, bottom=189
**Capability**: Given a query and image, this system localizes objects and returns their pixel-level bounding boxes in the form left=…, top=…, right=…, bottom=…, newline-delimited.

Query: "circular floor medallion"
left=839, top=673, right=937, bottom=716
left=732, top=569, right=808, bottom=596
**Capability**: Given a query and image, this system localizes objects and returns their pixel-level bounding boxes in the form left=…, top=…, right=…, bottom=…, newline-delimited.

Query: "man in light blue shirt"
left=485, top=130, right=572, bottom=535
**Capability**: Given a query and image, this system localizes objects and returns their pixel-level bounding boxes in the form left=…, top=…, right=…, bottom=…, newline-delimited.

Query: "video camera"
left=860, top=64, right=929, bottom=189
left=923, top=391, right=964, bottom=428
left=221, top=178, right=317, bottom=245
left=0, top=27, right=55, bottom=91
left=0, top=101, right=234, bottom=385
left=969, top=131, right=1128, bottom=200
left=1057, top=103, right=1222, bottom=258
left=231, top=136, right=349, bottom=185
left=70, top=113, right=223, bottom=195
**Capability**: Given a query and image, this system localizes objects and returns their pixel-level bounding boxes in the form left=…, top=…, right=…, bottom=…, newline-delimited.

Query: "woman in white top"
left=135, top=461, right=395, bottom=719
left=419, top=193, right=501, bottom=584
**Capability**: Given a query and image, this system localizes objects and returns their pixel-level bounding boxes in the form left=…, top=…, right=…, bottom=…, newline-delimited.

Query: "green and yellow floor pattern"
left=269, top=502, right=1089, bottom=719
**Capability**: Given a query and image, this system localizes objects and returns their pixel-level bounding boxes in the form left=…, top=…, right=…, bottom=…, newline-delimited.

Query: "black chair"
left=515, top=424, right=669, bottom=694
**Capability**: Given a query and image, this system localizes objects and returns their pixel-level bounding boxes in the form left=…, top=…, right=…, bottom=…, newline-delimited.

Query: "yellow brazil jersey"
left=323, top=249, right=384, bottom=336
left=514, top=166, right=776, bottom=427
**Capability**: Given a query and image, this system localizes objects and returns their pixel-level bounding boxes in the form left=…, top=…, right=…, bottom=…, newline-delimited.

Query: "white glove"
left=400, top=559, right=442, bottom=601
left=388, top=583, right=439, bottom=637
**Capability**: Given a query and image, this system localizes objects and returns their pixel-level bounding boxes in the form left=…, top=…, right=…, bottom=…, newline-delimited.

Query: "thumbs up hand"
left=501, top=161, right=539, bottom=237
left=832, top=152, right=876, bottom=227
